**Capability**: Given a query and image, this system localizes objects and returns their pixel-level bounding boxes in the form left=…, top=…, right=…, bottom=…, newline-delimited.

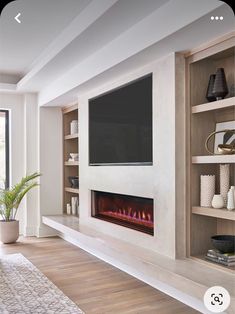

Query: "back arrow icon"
left=15, top=13, right=21, bottom=23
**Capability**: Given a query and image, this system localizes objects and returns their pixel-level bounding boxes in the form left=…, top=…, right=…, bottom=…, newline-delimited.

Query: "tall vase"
left=206, top=74, right=216, bottom=102
left=200, top=175, right=215, bottom=207
left=220, top=164, right=230, bottom=206
left=212, top=68, right=228, bottom=100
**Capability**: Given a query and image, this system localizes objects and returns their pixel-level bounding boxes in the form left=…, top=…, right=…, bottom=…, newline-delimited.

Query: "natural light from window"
left=0, top=112, right=6, bottom=189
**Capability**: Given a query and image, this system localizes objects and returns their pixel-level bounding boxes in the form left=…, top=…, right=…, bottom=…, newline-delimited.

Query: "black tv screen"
left=89, top=74, right=152, bottom=165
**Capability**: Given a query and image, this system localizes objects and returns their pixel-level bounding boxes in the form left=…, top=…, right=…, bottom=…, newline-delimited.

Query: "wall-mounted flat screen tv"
left=89, top=74, right=152, bottom=165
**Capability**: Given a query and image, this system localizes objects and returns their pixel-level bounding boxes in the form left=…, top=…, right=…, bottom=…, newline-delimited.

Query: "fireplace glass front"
left=91, top=190, right=154, bottom=235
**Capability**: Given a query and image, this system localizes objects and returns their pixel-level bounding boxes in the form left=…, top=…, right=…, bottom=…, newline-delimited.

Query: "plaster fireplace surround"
left=78, top=53, right=186, bottom=259
left=91, top=191, right=154, bottom=235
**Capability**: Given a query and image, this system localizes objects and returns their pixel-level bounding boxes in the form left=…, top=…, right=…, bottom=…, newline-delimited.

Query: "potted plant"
left=0, top=172, right=41, bottom=244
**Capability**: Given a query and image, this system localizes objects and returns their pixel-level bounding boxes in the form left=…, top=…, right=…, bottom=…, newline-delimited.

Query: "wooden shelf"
left=64, top=161, right=79, bottom=166
left=192, top=206, right=235, bottom=221
left=192, top=96, right=235, bottom=114
left=190, top=255, right=235, bottom=273
left=192, top=155, right=235, bottom=164
left=65, top=187, right=79, bottom=194
left=64, top=133, right=78, bottom=140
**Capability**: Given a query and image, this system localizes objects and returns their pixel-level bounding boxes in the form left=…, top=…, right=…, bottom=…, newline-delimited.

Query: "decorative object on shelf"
left=229, top=84, right=235, bottom=97
left=205, top=249, right=235, bottom=267
left=206, top=74, right=216, bottom=102
left=70, top=120, right=78, bottom=135
left=68, top=153, right=78, bottom=162
left=231, top=186, right=235, bottom=201
left=211, top=235, right=235, bottom=254
left=227, top=186, right=235, bottom=211
left=220, top=164, right=230, bottom=206
left=212, top=68, right=228, bottom=100
left=205, top=126, right=235, bottom=155
left=66, top=203, right=71, bottom=215
left=68, top=176, right=79, bottom=188
left=71, top=197, right=79, bottom=215
left=211, top=194, right=224, bottom=209
left=214, top=121, right=235, bottom=154
left=200, top=175, right=215, bottom=207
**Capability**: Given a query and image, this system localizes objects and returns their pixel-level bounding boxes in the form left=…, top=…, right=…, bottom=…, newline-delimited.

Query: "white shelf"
left=192, top=155, right=235, bottom=164
left=64, top=133, right=78, bottom=140
left=64, top=161, right=79, bottom=166
left=192, top=206, right=235, bottom=221
left=192, top=97, right=235, bottom=114
left=65, top=187, right=79, bottom=194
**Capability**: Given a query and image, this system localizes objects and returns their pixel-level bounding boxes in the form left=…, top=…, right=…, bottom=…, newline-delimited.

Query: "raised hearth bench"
left=43, top=215, right=235, bottom=314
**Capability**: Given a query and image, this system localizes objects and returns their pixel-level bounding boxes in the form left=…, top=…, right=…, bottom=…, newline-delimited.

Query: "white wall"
left=38, top=107, right=63, bottom=237
left=0, top=93, right=63, bottom=237
left=0, top=93, right=25, bottom=232
left=78, top=53, right=185, bottom=259
left=23, top=94, right=40, bottom=236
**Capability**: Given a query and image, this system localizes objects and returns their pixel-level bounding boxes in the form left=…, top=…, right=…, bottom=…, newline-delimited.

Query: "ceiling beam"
left=17, top=0, right=119, bottom=90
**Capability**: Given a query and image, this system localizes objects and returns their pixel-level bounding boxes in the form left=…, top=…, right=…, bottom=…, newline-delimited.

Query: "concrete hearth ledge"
left=42, top=215, right=235, bottom=314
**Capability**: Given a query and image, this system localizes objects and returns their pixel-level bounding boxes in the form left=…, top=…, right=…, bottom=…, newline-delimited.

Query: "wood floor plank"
left=0, top=237, right=199, bottom=314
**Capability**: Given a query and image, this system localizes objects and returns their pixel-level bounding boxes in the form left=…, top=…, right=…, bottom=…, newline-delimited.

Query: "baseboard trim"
left=23, top=226, right=37, bottom=237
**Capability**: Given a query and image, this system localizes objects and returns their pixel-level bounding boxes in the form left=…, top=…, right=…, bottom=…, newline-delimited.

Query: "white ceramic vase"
left=211, top=194, right=224, bottom=209
left=227, top=187, right=235, bottom=211
left=200, top=175, right=215, bottom=207
left=71, top=197, right=79, bottom=215
left=70, top=120, right=78, bottom=135
left=220, top=164, right=230, bottom=206
left=66, top=203, right=71, bottom=215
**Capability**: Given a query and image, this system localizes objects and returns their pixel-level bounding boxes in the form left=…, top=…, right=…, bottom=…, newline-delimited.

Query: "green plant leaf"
left=0, top=172, right=41, bottom=221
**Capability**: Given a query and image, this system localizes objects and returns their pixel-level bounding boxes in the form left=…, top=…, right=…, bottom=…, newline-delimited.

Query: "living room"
left=0, top=1, right=234, bottom=313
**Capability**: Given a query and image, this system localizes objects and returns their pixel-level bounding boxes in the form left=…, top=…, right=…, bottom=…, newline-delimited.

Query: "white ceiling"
left=0, top=0, right=91, bottom=75
left=0, top=0, right=234, bottom=106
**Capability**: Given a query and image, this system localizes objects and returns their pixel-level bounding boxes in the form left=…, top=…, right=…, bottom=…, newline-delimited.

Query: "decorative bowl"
left=70, top=153, right=78, bottom=161
left=211, top=235, right=235, bottom=253
left=68, top=176, right=79, bottom=188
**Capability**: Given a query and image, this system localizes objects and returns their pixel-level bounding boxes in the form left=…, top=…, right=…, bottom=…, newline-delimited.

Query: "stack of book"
left=206, top=249, right=235, bottom=267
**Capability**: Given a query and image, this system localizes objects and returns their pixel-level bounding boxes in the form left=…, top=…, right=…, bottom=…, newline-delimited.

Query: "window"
left=0, top=110, right=9, bottom=189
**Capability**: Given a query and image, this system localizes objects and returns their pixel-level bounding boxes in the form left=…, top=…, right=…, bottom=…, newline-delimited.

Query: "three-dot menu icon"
left=211, top=16, right=224, bottom=20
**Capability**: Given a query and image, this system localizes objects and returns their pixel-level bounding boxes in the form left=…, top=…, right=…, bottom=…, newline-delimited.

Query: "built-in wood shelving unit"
left=62, top=103, right=79, bottom=216
left=186, top=33, right=235, bottom=272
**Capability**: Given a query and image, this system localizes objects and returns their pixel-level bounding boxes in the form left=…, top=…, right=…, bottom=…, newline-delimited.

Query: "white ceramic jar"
left=70, top=120, right=78, bottom=135
left=200, top=175, right=215, bottom=207
left=227, top=187, right=235, bottom=211
left=211, top=194, right=224, bottom=209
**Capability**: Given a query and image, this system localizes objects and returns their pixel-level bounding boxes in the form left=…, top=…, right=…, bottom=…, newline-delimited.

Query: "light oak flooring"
left=0, top=237, right=199, bottom=314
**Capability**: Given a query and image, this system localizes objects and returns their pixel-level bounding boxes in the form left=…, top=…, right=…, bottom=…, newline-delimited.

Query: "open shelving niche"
left=186, top=34, right=235, bottom=272
left=62, top=103, right=79, bottom=216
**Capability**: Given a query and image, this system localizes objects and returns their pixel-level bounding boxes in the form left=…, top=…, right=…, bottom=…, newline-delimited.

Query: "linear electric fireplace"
left=91, top=191, right=154, bottom=235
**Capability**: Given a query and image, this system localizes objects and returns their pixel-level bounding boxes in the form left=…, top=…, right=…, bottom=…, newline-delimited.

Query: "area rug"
left=0, top=253, right=84, bottom=314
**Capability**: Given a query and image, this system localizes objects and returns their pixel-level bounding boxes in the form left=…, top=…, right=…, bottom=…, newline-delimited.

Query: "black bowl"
left=211, top=235, right=235, bottom=253
left=68, top=176, right=79, bottom=188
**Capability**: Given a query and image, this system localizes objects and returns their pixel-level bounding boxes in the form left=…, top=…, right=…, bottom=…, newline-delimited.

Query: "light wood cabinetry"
left=186, top=33, right=235, bottom=271
left=62, top=103, right=79, bottom=215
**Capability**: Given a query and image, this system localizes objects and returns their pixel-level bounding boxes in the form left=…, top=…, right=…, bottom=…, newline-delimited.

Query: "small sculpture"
left=205, top=129, right=235, bottom=155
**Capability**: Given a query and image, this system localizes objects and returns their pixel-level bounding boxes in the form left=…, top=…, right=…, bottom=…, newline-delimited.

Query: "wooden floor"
left=0, top=237, right=198, bottom=314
